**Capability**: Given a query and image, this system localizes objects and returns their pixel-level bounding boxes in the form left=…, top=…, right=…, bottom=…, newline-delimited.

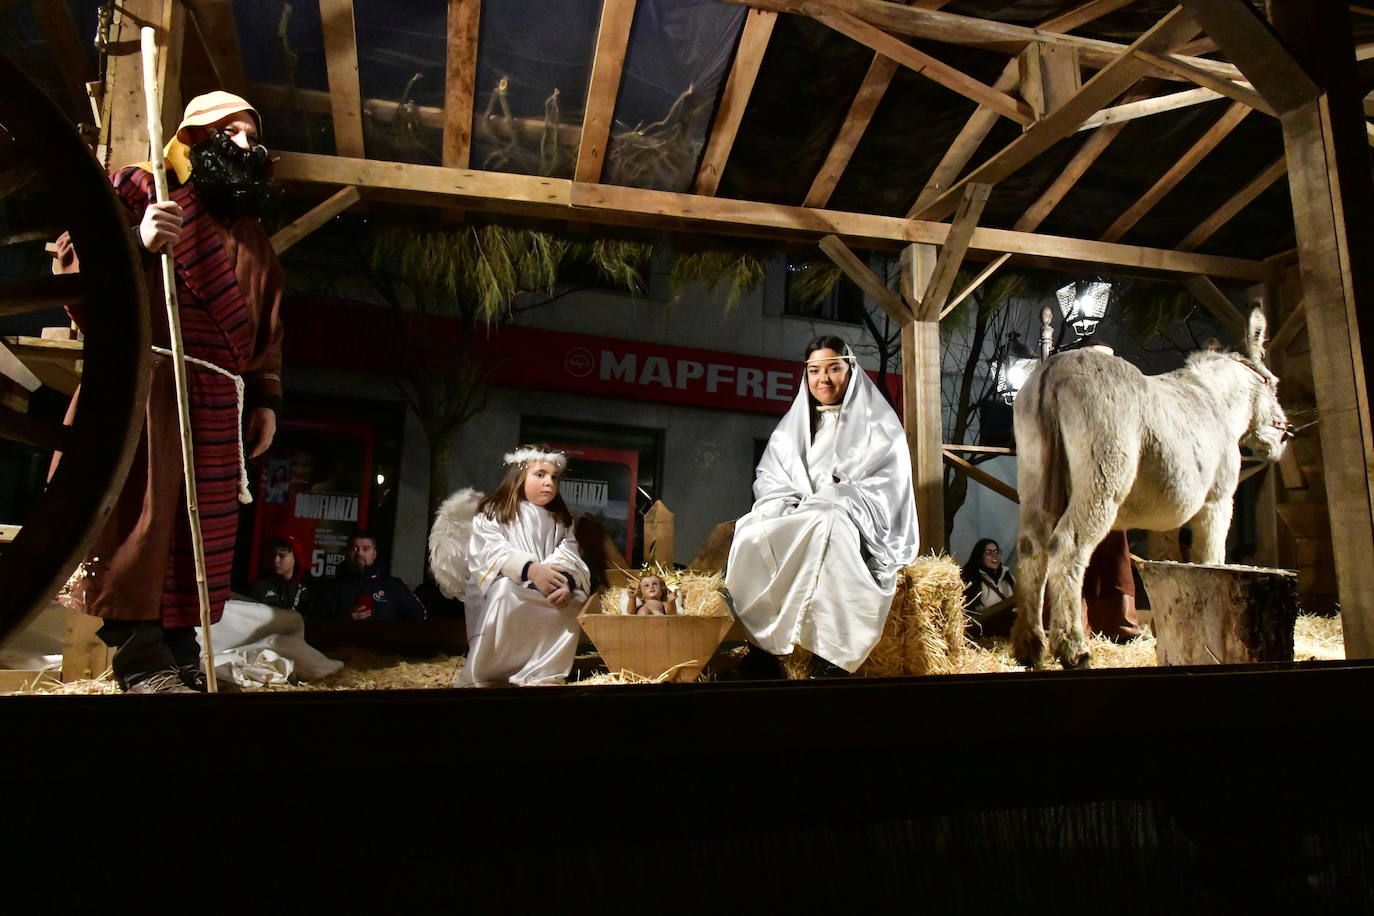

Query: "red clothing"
left=58, top=166, right=284, bottom=627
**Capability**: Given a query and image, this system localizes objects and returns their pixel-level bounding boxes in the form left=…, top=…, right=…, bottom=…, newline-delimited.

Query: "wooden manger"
left=1136, top=559, right=1299, bottom=666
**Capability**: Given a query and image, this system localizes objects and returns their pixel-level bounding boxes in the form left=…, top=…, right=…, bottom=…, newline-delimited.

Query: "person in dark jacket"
left=318, top=531, right=426, bottom=621
left=248, top=535, right=322, bottom=613
left=961, top=538, right=1016, bottom=638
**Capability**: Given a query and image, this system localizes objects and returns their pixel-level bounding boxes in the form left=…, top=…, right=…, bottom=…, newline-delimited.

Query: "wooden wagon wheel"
left=0, top=53, right=149, bottom=643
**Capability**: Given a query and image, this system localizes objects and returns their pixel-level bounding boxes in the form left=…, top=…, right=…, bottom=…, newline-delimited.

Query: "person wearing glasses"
left=961, top=538, right=1015, bottom=638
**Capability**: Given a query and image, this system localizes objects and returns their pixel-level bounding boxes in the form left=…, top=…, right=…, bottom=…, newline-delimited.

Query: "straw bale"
left=857, top=555, right=969, bottom=678
left=598, top=568, right=728, bottom=617
left=1294, top=613, right=1344, bottom=661
left=779, top=647, right=812, bottom=680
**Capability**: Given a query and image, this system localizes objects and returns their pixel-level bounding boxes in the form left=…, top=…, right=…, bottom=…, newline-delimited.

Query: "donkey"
left=1011, top=308, right=1291, bottom=670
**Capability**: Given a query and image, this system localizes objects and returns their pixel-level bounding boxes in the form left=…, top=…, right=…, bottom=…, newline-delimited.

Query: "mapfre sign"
left=482, top=325, right=901, bottom=417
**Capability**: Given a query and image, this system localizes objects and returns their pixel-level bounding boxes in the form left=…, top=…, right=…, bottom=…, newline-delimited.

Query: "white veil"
left=750, top=345, right=920, bottom=589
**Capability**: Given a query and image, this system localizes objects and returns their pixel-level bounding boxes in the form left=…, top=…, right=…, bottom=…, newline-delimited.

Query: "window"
left=783, top=257, right=867, bottom=325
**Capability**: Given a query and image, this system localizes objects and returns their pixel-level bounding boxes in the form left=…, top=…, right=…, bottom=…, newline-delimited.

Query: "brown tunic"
left=57, top=166, right=284, bottom=627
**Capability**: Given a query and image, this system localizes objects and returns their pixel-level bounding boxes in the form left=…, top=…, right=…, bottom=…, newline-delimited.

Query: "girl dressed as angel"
left=442, top=446, right=590, bottom=687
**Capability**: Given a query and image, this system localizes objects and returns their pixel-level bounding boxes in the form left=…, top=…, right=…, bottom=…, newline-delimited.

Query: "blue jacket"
left=319, top=564, right=427, bottom=621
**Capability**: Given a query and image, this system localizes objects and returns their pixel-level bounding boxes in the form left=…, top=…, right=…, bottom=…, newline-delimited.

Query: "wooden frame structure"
left=75, top=0, right=1374, bottom=658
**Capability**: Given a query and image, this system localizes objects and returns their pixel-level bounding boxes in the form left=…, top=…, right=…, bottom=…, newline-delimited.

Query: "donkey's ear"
left=1247, top=307, right=1268, bottom=362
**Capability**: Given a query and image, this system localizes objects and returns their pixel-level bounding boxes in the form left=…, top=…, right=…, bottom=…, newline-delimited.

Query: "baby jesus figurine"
left=624, top=574, right=678, bottom=616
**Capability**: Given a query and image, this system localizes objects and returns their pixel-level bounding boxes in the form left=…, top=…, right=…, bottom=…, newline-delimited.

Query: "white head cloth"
left=751, top=345, right=920, bottom=588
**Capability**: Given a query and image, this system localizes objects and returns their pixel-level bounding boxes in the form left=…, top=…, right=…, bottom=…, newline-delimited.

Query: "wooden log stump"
left=1135, top=560, right=1299, bottom=665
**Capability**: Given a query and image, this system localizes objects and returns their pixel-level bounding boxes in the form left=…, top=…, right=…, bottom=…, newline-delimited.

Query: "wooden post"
left=900, top=243, right=944, bottom=553
left=643, top=500, right=674, bottom=567
left=101, top=0, right=183, bottom=172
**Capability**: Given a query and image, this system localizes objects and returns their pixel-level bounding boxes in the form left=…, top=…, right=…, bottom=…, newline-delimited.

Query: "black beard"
left=188, top=131, right=282, bottom=221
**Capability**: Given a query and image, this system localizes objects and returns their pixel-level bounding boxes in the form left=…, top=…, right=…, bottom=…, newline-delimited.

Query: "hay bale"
left=857, top=554, right=969, bottom=678
left=779, top=647, right=812, bottom=680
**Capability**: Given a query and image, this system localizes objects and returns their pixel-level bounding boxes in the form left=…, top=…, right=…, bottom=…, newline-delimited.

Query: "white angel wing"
left=428, top=488, right=483, bottom=600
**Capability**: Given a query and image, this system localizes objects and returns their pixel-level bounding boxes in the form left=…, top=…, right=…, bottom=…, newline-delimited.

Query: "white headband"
left=805, top=353, right=857, bottom=364
left=503, top=448, right=567, bottom=470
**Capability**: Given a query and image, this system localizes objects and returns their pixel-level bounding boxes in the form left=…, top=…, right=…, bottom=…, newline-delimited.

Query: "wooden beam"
left=941, top=252, right=1011, bottom=320
left=942, top=444, right=1015, bottom=455
left=1176, top=156, right=1287, bottom=252
left=900, top=243, right=944, bottom=552
left=183, top=0, right=248, bottom=95
left=1181, top=275, right=1249, bottom=340
left=441, top=0, right=481, bottom=169
left=693, top=9, right=776, bottom=196
left=905, top=1, right=1129, bottom=217
left=817, top=235, right=913, bottom=325
left=27, top=0, right=94, bottom=112
left=1134, top=49, right=1275, bottom=116
left=726, top=0, right=1245, bottom=82
left=1015, top=81, right=1158, bottom=232
left=920, top=183, right=990, bottom=320
left=270, top=186, right=363, bottom=254
left=272, top=150, right=1269, bottom=279
left=943, top=449, right=1019, bottom=503
left=804, top=54, right=899, bottom=208
left=575, top=0, right=637, bottom=184
left=1020, top=41, right=1081, bottom=120
left=318, top=0, right=367, bottom=159
left=1077, top=85, right=1223, bottom=131
left=1036, top=0, right=1136, bottom=34
left=0, top=338, right=42, bottom=393
left=1268, top=298, right=1306, bottom=353
left=1100, top=101, right=1251, bottom=243
left=806, top=4, right=1033, bottom=124
left=1181, top=0, right=1320, bottom=115
left=915, top=7, right=1203, bottom=222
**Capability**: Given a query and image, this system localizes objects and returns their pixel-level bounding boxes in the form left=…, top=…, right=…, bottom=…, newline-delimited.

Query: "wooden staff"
left=140, top=26, right=218, bottom=693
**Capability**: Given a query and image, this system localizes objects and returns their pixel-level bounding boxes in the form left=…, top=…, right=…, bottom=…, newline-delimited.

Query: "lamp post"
left=1055, top=280, right=1112, bottom=341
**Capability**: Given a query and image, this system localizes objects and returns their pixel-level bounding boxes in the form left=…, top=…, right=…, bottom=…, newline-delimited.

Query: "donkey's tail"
left=1034, top=364, right=1070, bottom=522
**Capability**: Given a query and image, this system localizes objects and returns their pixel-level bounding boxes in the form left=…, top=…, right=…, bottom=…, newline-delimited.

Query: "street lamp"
left=1055, top=280, right=1112, bottom=340
left=995, top=332, right=1040, bottom=404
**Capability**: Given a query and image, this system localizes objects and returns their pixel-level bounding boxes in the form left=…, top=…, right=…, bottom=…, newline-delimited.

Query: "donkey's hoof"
left=1062, top=651, right=1092, bottom=671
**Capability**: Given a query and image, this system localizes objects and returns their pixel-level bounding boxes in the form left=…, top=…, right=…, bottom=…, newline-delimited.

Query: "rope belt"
left=151, top=346, right=253, bottom=504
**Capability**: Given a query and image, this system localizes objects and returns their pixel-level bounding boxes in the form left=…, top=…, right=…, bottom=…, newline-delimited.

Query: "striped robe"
left=59, top=166, right=284, bottom=628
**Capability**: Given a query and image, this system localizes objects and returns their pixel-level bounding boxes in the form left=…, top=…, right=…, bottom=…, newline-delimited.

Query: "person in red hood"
left=248, top=536, right=322, bottom=613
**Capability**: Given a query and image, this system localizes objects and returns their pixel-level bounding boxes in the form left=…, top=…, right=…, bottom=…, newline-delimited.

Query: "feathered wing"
left=429, top=488, right=483, bottom=600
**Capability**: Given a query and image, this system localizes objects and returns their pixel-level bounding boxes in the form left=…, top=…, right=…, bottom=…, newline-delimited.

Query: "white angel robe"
left=726, top=352, right=919, bottom=672
left=453, top=501, right=590, bottom=687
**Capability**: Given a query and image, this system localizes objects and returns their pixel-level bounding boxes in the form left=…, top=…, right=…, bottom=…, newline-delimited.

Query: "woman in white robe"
left=726, top=337, right=919, bottom=673
left=452, top=448, right=590, bottom=688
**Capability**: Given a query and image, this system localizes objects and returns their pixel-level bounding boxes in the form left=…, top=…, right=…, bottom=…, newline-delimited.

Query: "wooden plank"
left=643, top=499, right=675, bottom=567
left=1181, top=0, right=1321, bottom=115
left=900, top=243, right=944, bottom=552
left=575, top=0, right=637, bottom=184
left=942, top=444, right=1015, bottom=455
left=0, top=669, right=59, bottom=693
left=943, top=449, right=1018, bottom=503
left=1015, top=81, right=1159, bottom=233
left=61, top=605, right=111, bottom=683
left=1181, top=275, right=1249, bottom=340
left=818, top=235, right=913, bottom=325
left=692, top=9, right=776, bottom=196
left=1020, top=41, right=1081, bottom=121
left=725, top=0, right=1245, bottom=81
left=1176, top=156, right=1288, bottom=252
left=804, top=53, right=898, bottom=208
left=1077, top=85, right=1222, bottom=131
left=1134, top=49, right=1275, bottom=116
left=806, top=4, right=1033, bottom=124
left=941, top=252, right=1011, bottom=320
left=183, top=0, right=248, bottom=94
left=920, top=183, right=990, bottom=320
left=1036, top=0, right=1136, bottom=34
left=1100, top=101, right=1251, bottom=243
left=0, top=405, right=65, bottom=451
left=441, top=0, right=481, bottom=169
left=271, top=150, right=1269, bottom=279
left=27, top=0, right=95, bottom=111
left=0, top=338, right=41, bottom=393
left=914, top=7, right=1203, bottom=222
left=103, top=0, right=183, bottom=172
left=0, top=275, right=86, bottom=317
left=318, top=0, right=367, bottom=159
left=271, top=186, right=362, bottom=254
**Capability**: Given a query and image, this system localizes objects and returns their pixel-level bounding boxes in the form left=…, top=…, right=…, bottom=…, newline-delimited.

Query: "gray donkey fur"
left=1011, top=308, right=1290, bottom=670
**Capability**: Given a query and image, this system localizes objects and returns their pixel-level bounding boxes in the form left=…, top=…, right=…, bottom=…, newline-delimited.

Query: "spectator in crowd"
left=318, top=531, right=426, bottom=621
left=248, top=535, right=322, bottom=613
left=961, top=538, right=1016, bottom=638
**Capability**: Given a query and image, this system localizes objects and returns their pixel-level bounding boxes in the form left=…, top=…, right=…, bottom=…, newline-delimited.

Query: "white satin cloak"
left=454, top=500, right=590, bottom=687
left=725, top=350, right=919, bottom=671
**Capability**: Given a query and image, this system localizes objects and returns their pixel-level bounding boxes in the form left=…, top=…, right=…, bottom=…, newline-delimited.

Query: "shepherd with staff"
left=55, top=36, right=287, bottom=692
